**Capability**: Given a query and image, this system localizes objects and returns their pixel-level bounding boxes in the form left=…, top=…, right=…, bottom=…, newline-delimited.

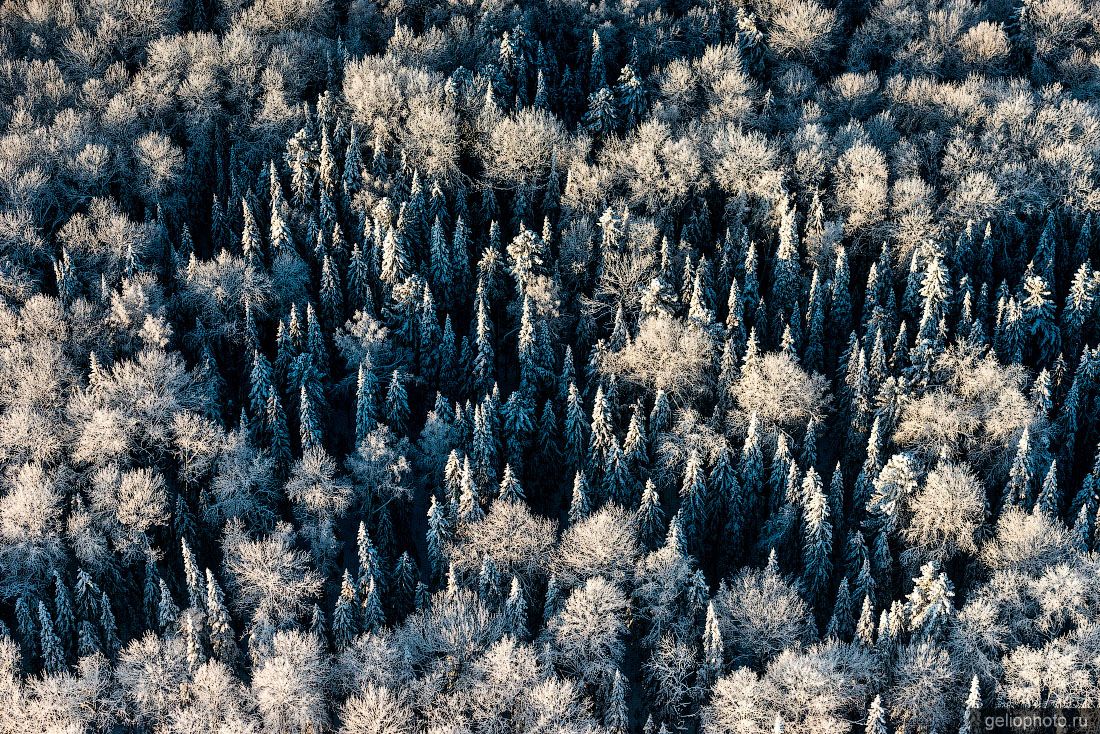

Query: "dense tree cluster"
left=1, top=0, right=1100, bottom=730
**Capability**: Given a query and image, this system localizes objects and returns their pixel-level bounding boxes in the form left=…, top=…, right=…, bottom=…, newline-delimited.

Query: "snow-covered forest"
left=1, top=0, right=1100, bottom=730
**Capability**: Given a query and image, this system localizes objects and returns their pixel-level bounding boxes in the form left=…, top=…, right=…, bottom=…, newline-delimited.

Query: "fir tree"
left=503, top=576, right=528, bottom=639
left=1002, top=427, right=1032, bottom=510
left=249, top=350, right=275, bottom=428
left=52, top=571, right=74, bottom=656
left=606, top=670, right=629, bottom=734
left=700, top=601, right=724, bottom=688
left=77, top=620, right=100, bottom=659
left=826, top=578, right=854, bottom=640
left=588, top=29, right=607, bottom=90
left=679, top=450, right=708, bottom=551
left=355, top=361, right=378, bottom=443
left=499, top=464, right=525, bottom=502
left=362, top=578, right=385, bottom=632
left=384, top=370, right=409, bottom=435
left=205, top=569, right=238, bottom=666
left=960, top=676, right=982, bottom=734
left=392, top=552, right=417, bottom=620
left=158, top=579, right=180, bottom=633
left=865, top=694, right=889, bottom=734
left=299, top=384, right=322, bottom=451
left=37, top=602, right=66, bottom=674
left=801, top=468, right=832, bottom=601
left=426, top=495, right=452, bottom=581
left=638, top=479, right=665, bottom=550
left=99, top=591, right=121, bottom=657
left=181, top=539, right=204, bottom=612
left=564, top=382, right=589, bottom=470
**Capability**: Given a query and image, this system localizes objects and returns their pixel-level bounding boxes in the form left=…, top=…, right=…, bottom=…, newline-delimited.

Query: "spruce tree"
left=865, top=695, right=889, bottom=734
left=564, top=382, right=589, bottom=470
left=205, top=569, right=238, bottom=666
left=503, top=576, right=528, bottom=639
left=299, top=384, right=322, bottom=451
left=157, top=579, right=180, bottom=633
left=181, top=539, right=204, bottom=612
left=384, top=370, right=409, bottom=435
left=99, top=591, right=121, bottom=657
left=960, top=676, right=982, bottom=734
left=679, top=450, right=708, bottom=551
left=426, top=495, right=452, bottom=581
left=77, top=620, right=100, bottom=659
left=569, top=471, right=593, bottom=524
left=700, top=600, right=724, bottom=688
left=1002, top=427, right=1032, bottom=510
left=362, top=578, right=385, bottom=632
left=499, top=464, right=524, bottom=502
left=37, top=602, right=66, bottom=674
left=801, top=468, right=832, bottom=601
left=52, top=571, right=74, bottom=656
left=606, top=669, right=629, bottom=734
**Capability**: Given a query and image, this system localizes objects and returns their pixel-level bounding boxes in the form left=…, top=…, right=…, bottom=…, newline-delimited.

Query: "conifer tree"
left=392, top=552, right=417, bottom=620
left=357, top=522, right=385, bottom=600
left=332, top=571, right=359, bottom=652
left=384, top=370, right=409, bottom=435
left=594, top=438, right=624, bottom=506
left=503, top=576, right=528, bottom=639
left=268, top=389, right=293, bottom=470
left=606, top=670, right=629, bottom=734
left=773, top=197, right=801, bottom=315
left=856, top=597, right=876, bottom=646
left=143, top=560, right=163, bottom=632
left=638, top=479, right=666, bottom=550
left=181, top=539, right=204, bottom=612
left=564, top=382, right=589, bottom=470
left=362, top=578, right=385, bottom=632
left=616, top=64, right=646, bottom=130
left=319, top=253, right=343, bottom=328
left=241, top=197, right=263, bottom=267
left=583, top=87, right=619, bottom=139
left=739, top=414, right=764, bottom=522
left=205, top=569, right=238, bottom=666
left=700, top=601, right=724, bottom=688
left=1037, top=460, right=1061, bottom=517
left=459, top=456, right=484, bottom=523
left=77, top=620, right=100, bottom=659
left=829, top=246, right=852, bottom=348
left=250, top=350, right=275, bottom=427
left=99, top=591, right=121, bottom=657
left=588, top=30, right=607, bottom=90
left=299, top=384, right=322, bottom=451
left=38, top=602, right=65, bottom=674
left=473, top=296, right=495, bottom=395
left=589, top=385, right=616, bottom=470
left=865, top=695, right=889, bottom=734
left=52, top=571, right=74, bottom=656
left=1002, top=427, right=1032, bottom=510
left=1021, top=271, right=1059, bottom=365
left=960, top=676, right=982, bottom=734
left=801, top=468, right=832, bottom=601
left=426, top=495, right=451, bottom=581
left=569, top=471, right=593, bottom=524
left=906, top=563, right=954, bottom=642
left=826, top=578, right=854, bottom=640
left=679, top=450, right=708, bottom=550
left=499, top=464, right=524, bottom=502
left=355, top=361, right=378, bottom=444
left=157, top=579, right=180, bottom=634
left=649, top=389, right=673, bottom=440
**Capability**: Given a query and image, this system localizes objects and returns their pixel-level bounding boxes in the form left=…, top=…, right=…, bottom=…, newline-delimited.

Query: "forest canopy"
left=0, top=0, right=1099, bottom=731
